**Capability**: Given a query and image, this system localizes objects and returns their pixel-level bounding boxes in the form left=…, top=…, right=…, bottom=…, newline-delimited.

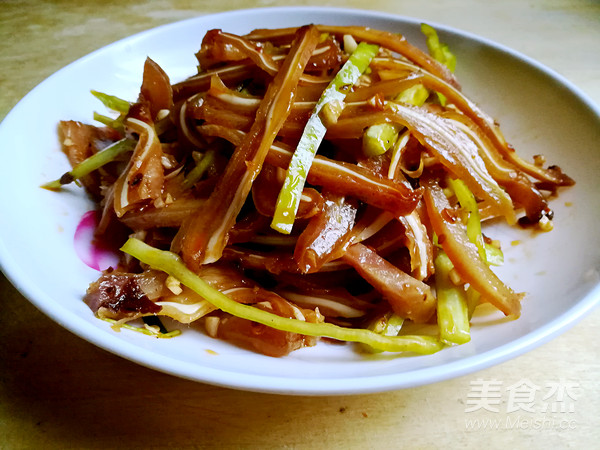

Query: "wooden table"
left=1, top=1, right=598, bottom=447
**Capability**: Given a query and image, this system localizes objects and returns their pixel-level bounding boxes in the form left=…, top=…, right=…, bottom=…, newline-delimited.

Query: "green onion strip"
left=434, top=250, right=471, bottom=345
left=448, top=177, right=487, bottom=261
left=42, top=138, right=136, bottom=190
left=182, top=150, right=216, bottom=190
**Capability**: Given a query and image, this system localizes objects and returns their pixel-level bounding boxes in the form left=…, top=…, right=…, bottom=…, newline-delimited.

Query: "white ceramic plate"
left=1, top=7, right=599, bottom=395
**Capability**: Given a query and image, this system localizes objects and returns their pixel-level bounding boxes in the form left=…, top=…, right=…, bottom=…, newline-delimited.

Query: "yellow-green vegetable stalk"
left=361, top=311, right=405, bottom=353
left=448, top=177, right=487, bottom=262
left=362, top=85, right=429, bottom=157
left=421, top=23, right=456, bottom=105
left=121, top=238, right=443, bottom=354
left=435, top=250, right=471, bottom=345
left=41, top=138, right=136, bottom=190
left=271, top=41, right=379, bottom=234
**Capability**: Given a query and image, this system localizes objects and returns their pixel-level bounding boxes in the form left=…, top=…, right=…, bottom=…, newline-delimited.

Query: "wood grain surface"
left=1, top=1, right=598, bottom=448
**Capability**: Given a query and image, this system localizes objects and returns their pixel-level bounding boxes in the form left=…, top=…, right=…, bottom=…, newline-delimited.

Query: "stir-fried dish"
left=45, top=24, right=574, bottom=357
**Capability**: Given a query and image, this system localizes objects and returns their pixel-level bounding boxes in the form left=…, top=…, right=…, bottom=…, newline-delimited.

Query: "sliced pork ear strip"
left=173, top=25, right=322, bottom=268
left=342, top=243, right=436, bottom=324
left=84, top=270, right=165, bottom=320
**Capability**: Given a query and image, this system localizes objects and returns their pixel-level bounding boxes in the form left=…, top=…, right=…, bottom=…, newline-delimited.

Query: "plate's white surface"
left=0, top=7, right=598, bottom=395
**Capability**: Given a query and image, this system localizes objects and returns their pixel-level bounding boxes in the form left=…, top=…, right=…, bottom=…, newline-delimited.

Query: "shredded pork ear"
left=342, top=243, right=436, bottom=323
left=84, top=270, right=166, bottom=320
left=58, top=121, right=122, bottom=198
left=156, top=263, right=295, bottom=324
left=172, top=62, right=257, bottom=102
left=363, top=57, right=575, bottom=188
left=113, top=115, right=164, bottom=217
left=245, top=25, right=460, bottom=90
left=173, top=25, right=322, bottom=269
left=198, top=124, right=422, bottom=217
left=140, top=57, right=173, bottom=120
left=211, top=295, right=321, bottom=357
left=277, top=284, right=374, bottom=319
left=439, top=109, right=552, bottom=222
left=328, top=102, right=517, bottom=224
left=196, top=29, right=329, bottom=86
left=294, top=192, right=358, bottom=273
left=422, top=176, right=523, bottom=317
left=52, top=23, right=574, bottom=358
left=196, top=29, right=260, bottom=69
left=251, top=164, right=323, bottom=219
left=119, top=198, right=205, bottom=229
left=112, top=58, right=176, bottom=217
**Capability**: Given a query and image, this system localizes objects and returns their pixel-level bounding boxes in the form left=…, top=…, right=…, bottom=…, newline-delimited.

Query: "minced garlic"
left=538, top=215, right=554, bottom=232
left=204, top=316, right=220, bottom=337
left=165, top=275, right=183, bottom=295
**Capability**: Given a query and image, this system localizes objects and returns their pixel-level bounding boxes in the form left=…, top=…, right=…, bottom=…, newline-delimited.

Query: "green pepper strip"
left=91, top=90, right=131, bottom=113
left=421, top=23, right=456, bottom=106
left=93, top=112, right=123, bottom=130
left=465, top=286, right=481, bottom=320
left=362, top=123, right=401, bottom=157
left=448, top=178, right=487, bottom=262
left=121, top=238, right=443, bottom=354
left=41, top=138, right=136, bottom=190
left=271, top=42, right=379, bottom=234
left=447, top=178, right=505, bottom=266
left=435, top=250, right=471, bottom=345
left=91, top=90, right=131, bottom=131
left=484, top=244, right=504, bottom=266
left=395, top=84, right=429, bottom=106
left=102, top=317, right=181, bottom=339
left=362, top=84, right=429, bottom=157
left=361, top=312, right=405, bottom=353
left=420, top=24, right=456, bottom=73
left=182, top=150, right=216, bottom=190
